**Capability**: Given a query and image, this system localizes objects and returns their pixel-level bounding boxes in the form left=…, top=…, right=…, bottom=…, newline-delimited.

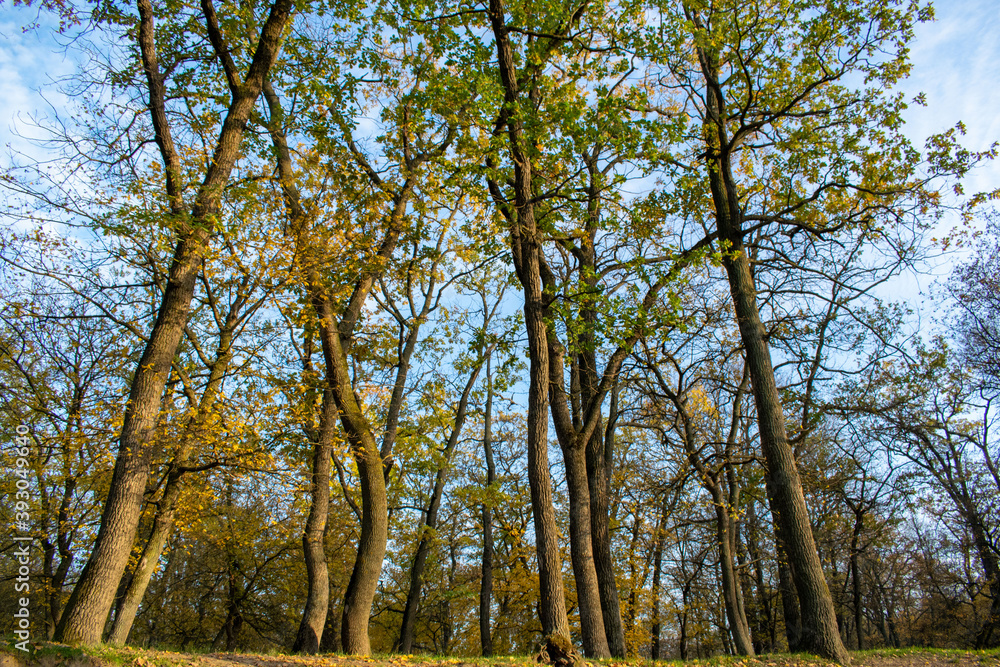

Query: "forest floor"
left=4, top=645, right=1000, bottom=667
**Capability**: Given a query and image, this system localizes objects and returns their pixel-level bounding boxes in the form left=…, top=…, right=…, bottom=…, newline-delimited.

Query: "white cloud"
left=0, top=8, right=75, bottom=161
left=902, top=0, right=1000, bottom=196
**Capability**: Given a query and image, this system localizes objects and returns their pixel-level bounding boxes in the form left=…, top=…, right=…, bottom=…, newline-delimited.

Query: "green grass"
left=10, top=643, right=1000, bottom=667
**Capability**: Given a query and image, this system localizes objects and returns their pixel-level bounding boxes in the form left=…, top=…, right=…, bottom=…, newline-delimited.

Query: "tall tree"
left=263, top=55, right=460, bottom=650
left=53, top=0, right=295, bottom=643
left=635, top=0, right=969, bottom=657
left=482, top=0, right=574, bottom=645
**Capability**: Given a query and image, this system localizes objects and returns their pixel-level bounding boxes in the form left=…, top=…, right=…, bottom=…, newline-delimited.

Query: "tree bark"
left=480, top=363, right=496, bottom=657
left=775, top=523, right=803, bottom=651
left=292, top=388, right=336, bottom=653
left=623, top=512, right=643, bottom=653
left=106, top=464, right=185, bottom=645
left=53, top=0, right=293, bottom=644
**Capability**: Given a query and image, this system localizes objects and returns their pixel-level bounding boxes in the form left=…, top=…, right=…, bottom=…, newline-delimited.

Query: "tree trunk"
left=53, top=0, right=294, bottom=645
left=767, top=472, right=803, bottom=651
left=563, top=443, right=611, bottom=657
left=486, top=0, right=570, bottom=641
left=441, top=517, right=460, bottom=654
left=850, top=551, right=863, bottom=650
left=623, top=513, right=643, bottom=653
left=480, top=365, right=496, bottom=657
left=314, top=314, right=388, bottom=656
left=847, top=505, right=865, bottom=651
left=292, top=388, right=336, bottom=653
left=714, top=493, right=754, bottom=655
left=745, top=500, right=775, bottom=652
left=650, top=512, right=666, bottom=660
left=42, top=476, right=75, bottom=639
left=590, top=385, right=626, bottom=657
left=106, top=469, right=182, bottom=645
left=722, top=242, right=845, bottom=661
left=549, top=342, right=609, bottom=657
left=965, top=502, right=1000, bottom=647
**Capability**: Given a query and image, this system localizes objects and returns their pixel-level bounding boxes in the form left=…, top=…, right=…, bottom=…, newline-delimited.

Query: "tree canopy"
left=1, top=0, right=997, bottom=659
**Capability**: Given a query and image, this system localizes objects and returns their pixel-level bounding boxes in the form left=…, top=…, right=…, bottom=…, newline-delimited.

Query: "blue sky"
left=904, top=0, right=1000, bottom=198
left=0, top=9, right=74, bottom=160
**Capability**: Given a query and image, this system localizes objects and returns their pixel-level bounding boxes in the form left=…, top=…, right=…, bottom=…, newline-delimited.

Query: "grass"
left=7, top=643, right=1000, bottom=667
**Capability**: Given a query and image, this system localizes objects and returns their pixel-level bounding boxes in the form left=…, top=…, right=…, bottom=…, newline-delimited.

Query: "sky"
left=0, top=8, right=75, bottom=161
left=903, top=0, right=1000, bottom=199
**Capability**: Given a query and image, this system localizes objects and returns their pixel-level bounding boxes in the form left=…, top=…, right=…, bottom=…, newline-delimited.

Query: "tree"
left=43, top=0, right=295, bottom=644
left=634, top=0, right=969, bottom=658
left=949, top=211, right=1000, bottom=396
left=263, top=48, right=462, bottom=649
left=848, top=341, right=1000, bottom=646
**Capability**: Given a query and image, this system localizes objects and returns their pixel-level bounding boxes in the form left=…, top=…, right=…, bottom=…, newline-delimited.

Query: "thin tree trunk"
left=441, top=516, right=460, bottom=654
left=480, top=362, right=496, bottom=657
left=965, top=502, right=1000, bottom=647
left=652, top=364, right=753, bottom=655
left=42, top=476, right=75, bottom=639
left=590, top=382, right=626, bottom=657
left=745, top=499, right=775, bottom=652
left=623, top=512, right=643, bottom=652
left=847, top=505, right=864, bottom=650
left=714, top=493, right=754, bottom=654
left=313, top=305, right=388, bottom=656
left=649, top=509, right=666, bottom=660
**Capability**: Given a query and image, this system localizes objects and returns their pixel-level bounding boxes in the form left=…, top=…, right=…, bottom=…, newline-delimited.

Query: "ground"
left=3, top=645, right=1000, bottom=667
